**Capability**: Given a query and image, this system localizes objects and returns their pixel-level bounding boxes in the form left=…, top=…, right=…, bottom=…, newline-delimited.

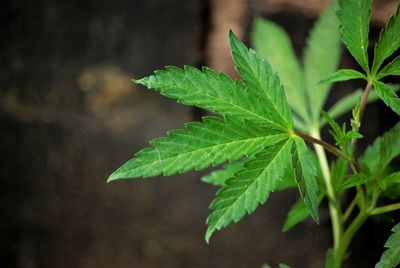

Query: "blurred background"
left=1, top=0, right=399, bottom=267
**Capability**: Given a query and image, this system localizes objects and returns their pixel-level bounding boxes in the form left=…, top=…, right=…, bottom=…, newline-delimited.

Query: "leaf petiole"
left=369, top=202, right=400, bottom=216
left=294, top=131, right=354, bottom=164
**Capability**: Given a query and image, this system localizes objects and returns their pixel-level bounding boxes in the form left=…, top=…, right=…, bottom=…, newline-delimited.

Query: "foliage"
left=109, top=0, right=400, bottom=267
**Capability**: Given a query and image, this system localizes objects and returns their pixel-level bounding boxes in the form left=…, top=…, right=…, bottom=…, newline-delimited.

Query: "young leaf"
left=377, top=56, right=400, bottom=79
left=201, top=162, right=243, bottom=187
left=282, top=198, right=309, bottom=232
left=379, top=171, right=400, bottom=191
left=303, top=3, right=341, bottom=123
left=205, top=139, right=293, bottom=242
left=109, top=116, right=288, bottom=180
left=322, top=85, right=400, bottom=126
left=229, top=31, right=293, bottom=129
left=250, top=18, right=309, bottom=123
left=375, top=223, right=400, bottom=268
left=282, top=192, right=324, bottom=232
left=340, top=173, right=372, bottom=189
left=337, top=0, right=371, bottom=72
left=373, top=80, right=400, bottom=116
left=331, top=159, right=348, bottom=191
left=135, top=65, right=288, bottom=131
left=320, top=69, right=367, bottom=84
left=279, top=264, right=291, bottom=268
left=372, top=5, right=400, bottom=74
left=292, top=137, right=320, bottom=223
left=360, top=122, right=400, bottom=176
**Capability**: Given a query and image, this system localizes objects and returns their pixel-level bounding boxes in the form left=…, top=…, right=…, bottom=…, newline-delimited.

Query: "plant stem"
left=310, top=129, right=343, bottom=253
left=369, top=202, right=400, bottom=215
left=343, top=195, right=358, bottom=223
left=336, top=208, right=368, bottom=265
left=294, top=131, right=353, bottom=163
left=359, top=82, right=373, bottom=121
left=350, top=81, right=373, bottom=169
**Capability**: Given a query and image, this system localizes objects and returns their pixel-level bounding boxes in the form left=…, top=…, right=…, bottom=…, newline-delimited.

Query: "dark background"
left=1, top=0, right=399, bottom=267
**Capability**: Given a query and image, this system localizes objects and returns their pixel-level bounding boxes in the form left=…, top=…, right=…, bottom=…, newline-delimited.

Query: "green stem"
left=294, top=131, right=353, bottom=163
left=310, top=129, right=343, bottom=253
left=336, top=208, right=368, bottom=265
left=343, top=195, right=357, bottom=223
left=350, top=81, right=373, bottom=170
left=369, top=202, right=400, bottom=215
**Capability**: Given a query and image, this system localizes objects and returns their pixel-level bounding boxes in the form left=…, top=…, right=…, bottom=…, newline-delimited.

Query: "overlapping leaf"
left=360, top=122, right=400, bottom=175
left=109, top=116, right=288, bottom=180
left=375, top=223, right=400, bottom=268
left=303, top=4, right=341, bottom=122
left=205, top=139, right=293, bottom=242
left=320, top=69, right=366, bottom=84
left=250, top=18, right=308, bottom=123
left=337, top=0, right=371, bottom=72
left=378, top=56, right=400, bottom=79
left=373, top=81, right=400, bottom=116
left=292, top=137, right=320, bottom=223
left=372, top=5, right=400, bottom=74
left=229, top=31, right=293, bottom=129
left=135, top=65, right=288, bottom=131
left=201, top=162, right=243, bottom=187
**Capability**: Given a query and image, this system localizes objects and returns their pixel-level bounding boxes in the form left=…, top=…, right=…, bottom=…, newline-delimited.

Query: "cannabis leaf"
left=378, top=57, right=400, bottom=79
left=372, top=81, right=400, bottom=116
left=379, top=171, right=400, bottom=191
left=229, top=31, right=293, bottom=129
left=205, top=139, right=293, bottom=242
left=251, top=18, right=308, bottom=123
left=303, top=3, right=341, bottom=123
left=109, top=116, right=288, bottom=180
left=292, top=137, right=319, bottom=222
left=360, top=122, right=400, bottom=176
left=136, top=65, right=288, bottom=131
left=201, top=162, right=243, bottom=187
left=375, top=223, right=400, bottom=268
left=320, top=69, right=366, bottom=84
left=337, top=0, right=371, bottom=72
left=372, top=5, right=400, bottom=74
left=251, top=3, right=341, bottom=128
left=282, top=192, right=324, bottom=232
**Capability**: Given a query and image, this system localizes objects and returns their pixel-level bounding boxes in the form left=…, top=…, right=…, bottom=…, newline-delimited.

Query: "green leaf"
left=229, top=31, right=293, bottom=129
left=250, top=18, right=309, bottom=123
left=377, top=56, right=400, bottom=79
left=320, top=69, right=367, bottom=84
left=375, top=223, right=400, bottom=268
left=282, top=198, right=309, bottom=232
left=361, top=122, right=400, bottom=176
left=322, top=85, right=400, bottom=126
left=303, top=3, right=341, bottom=122
left=205, top=139, right=293, bottom=242
left=373, top=80, right=400, bottom=116
left=337, top=0, right=371, bottom=72
left=331, top=159, right=348, bottom=191
left=292, top=137, right=320, bottom=223
left=282, top=192, right=324, bottom=232
left=325, top=249, right=337, bottom=268
left=279, top=264, right=291, bottom=268
left=109, top=116, right=288, bottom=180
left=372, top=5, right=400, bottom=74
left=201, top=162, right=243, bottom=186
left=135, top=65, right=289, bottom=131
left=380, top=171, right=400, bottom=191
left=340, top=173, right=372, bottom=189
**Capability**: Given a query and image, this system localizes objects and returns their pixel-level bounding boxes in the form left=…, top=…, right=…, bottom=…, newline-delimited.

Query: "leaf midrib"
left=119, top=133, right=289, bottom=175
left=209, top=138, right=291, bottom=229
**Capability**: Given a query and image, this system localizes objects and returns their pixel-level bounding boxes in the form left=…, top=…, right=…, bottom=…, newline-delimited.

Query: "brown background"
left=1, top=0, right=399, bottom=267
